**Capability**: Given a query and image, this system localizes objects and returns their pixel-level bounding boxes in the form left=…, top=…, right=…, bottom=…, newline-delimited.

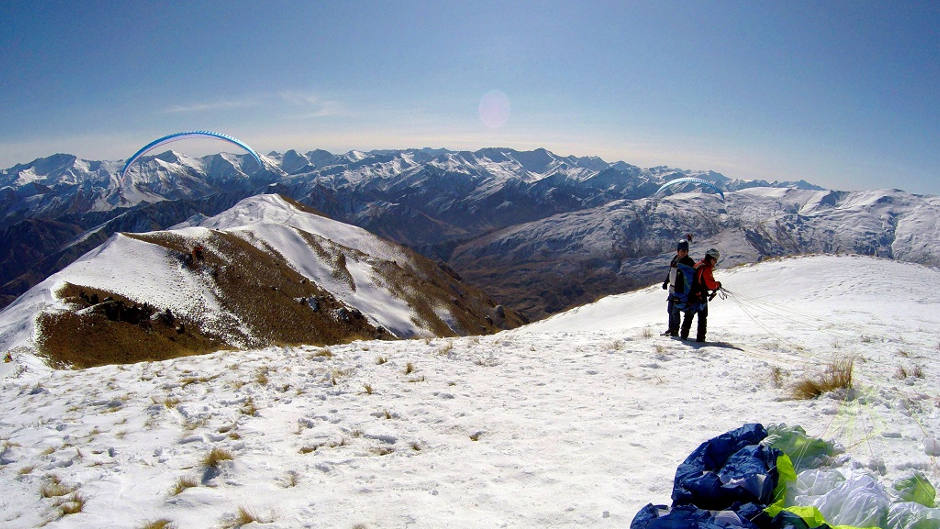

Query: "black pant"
left=680, top=302, right=708, bottom=341
left=667, top=296, right=682, bottom=334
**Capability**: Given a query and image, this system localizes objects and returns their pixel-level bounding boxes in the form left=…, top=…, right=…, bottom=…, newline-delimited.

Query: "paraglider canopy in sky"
left=121, top=130, right=264, bottom=179
left=654, top=177, right=725, bottom=201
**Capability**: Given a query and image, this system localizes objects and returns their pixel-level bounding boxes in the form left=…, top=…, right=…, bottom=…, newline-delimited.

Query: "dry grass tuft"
left=285, top=471, right=300, bottom=487
left=202, top=447, right=233, bottom=469
left=240, top=397, right=258, bottom=416
left=312, top=347, right=333, bottom=358
left=404, top=362, right=415, bottom=375
left=40, top=475, right=74, bottom=498
left=896, top=364, right=925, bottom=379
left=171, top=476, right=198, bottom=495
left=792, top=357, right=854, bottom=399
left=376, top=356, right=387, bottom=365
left=363, top=384, right=374, bottom=395
left=223, top=506, right=263, bottom=528
left=59, top=493, right=85, bottom=515
left=139, top=520, right=176, bottom=529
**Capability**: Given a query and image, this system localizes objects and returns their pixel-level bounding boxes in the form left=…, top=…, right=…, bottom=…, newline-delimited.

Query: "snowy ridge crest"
left=0, top=194, right=521, bottom=370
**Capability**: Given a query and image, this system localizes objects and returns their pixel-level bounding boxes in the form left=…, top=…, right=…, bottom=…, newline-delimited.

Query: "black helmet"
left=677, top=239, right=689, bottom=251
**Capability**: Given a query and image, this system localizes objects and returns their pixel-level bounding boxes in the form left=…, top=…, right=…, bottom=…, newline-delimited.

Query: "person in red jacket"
left=680, top=248, right=723, bottom=342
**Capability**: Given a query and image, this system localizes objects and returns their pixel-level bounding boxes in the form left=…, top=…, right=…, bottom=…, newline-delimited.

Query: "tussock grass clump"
left=171, top=477, right=198, bottom=495
left=313, top=347, right=333, bottom=359
left=376, top=356, right=387, bottom=365
left=240, top=397, right=258, bottom=416
left=404, top=362, right=415, bottom=375
left=40, top=475, right=74, bottom=498
left=202, top=447, right=233, bottom=469
left=363, top=384, right=374, bottom=395
left=139, top=520, right=176, bottom=529
left=284, top=471, right=300, bottom=487
left=895, top=364, right=925, bottom=379
left=792, top=357, right=855, bottom=399
left=223, top=506, right=263, bottom=528
left=59, top=493, right=85, bottom=515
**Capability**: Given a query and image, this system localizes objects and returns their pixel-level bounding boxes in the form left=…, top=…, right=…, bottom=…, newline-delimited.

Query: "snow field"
left=0, top=255, right=938, bottom=528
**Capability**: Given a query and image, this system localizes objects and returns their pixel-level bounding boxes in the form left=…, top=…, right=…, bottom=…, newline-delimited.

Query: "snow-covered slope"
left=0, top=255, right=937, bottom=528
left=450, top=187, right=940, bottom=318
left=0, top=194, right=518, bottom=370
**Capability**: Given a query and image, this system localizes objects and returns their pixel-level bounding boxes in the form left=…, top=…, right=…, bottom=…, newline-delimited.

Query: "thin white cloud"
left=163, top=97, right=261, bottom=114
left=278, top=91, right=344, bottom=119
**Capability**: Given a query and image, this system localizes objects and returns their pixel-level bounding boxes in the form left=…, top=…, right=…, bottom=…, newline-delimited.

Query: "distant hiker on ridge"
left=680, top=248, right=723, bottom=342
left=662, top=239, right=695, bottom=337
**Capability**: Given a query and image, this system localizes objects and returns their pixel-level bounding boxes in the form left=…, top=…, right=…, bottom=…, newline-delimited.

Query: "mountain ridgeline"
left=0, top=194, right=524, bottom=367
left=2, top=148, right=938, bottom=319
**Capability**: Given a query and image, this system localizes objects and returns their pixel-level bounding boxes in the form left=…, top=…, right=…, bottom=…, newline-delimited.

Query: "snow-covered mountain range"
left=0, top=194, right=521, bottom=368
left=1, top=255, right=938, bottom=528
left=2, top=148, right=937, bottom=318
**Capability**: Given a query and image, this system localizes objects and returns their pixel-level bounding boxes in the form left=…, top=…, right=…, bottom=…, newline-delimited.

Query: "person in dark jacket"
left=680, top=247, right=723, bottom=342
left=662, top=239, right=696, bottom=337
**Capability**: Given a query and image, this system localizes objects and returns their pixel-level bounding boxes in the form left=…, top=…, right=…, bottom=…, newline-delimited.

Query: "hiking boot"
left=695, top=337, right=706, bottom=343
left=660, top=330, right=673, bottom=336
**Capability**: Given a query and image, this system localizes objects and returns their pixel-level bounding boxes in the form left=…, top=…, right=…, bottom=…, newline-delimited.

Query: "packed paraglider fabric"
left=672, top=423, right=780, bottom=509
left=893, top=473, right=936, bottom=507
left=630, top=423, right=940, bottom=529
left=763, top=424, right=837, bottom=472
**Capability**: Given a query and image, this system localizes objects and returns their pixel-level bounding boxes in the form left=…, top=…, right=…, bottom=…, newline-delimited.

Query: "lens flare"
left=478, top=90, right=511, bottom=129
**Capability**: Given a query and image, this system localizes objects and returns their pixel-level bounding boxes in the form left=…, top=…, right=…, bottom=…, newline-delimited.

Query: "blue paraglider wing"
left=655, top=177, right=725, bottom=201
left=121, top=130, right=264, bottom=179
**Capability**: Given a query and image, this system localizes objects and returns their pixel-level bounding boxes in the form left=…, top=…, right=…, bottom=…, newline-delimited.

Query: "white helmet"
left=706, top=248, right=720, bottom=261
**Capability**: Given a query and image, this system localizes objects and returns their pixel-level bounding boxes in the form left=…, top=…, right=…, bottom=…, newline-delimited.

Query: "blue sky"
left=2, top=1, right=938, bottom=193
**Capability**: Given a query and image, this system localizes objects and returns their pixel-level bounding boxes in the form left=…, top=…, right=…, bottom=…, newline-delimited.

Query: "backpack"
left=688, top=265, right=710, bottom=303
left=673, top=262, right=696, bottom=302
